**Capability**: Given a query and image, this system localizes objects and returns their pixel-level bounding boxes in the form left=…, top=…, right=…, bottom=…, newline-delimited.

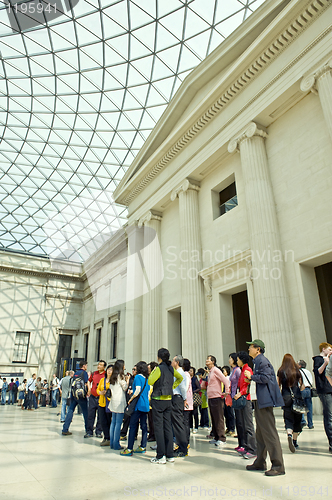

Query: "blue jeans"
left=318, top=393, right=332, bottom=449
left=52, top=389, right=58, bottom=407
left=8, top=391, right=14, bottom=404
left=301, top=388, right=313, bottom=428
left=128, top=410, right=148, bottom=450
left=62, top=397, right=88, bottom=433
left=61, top=399, right=68, bottom=421
left=1, top=390, right=7, bottom=404
left=110, top=412, right=124, bottom=449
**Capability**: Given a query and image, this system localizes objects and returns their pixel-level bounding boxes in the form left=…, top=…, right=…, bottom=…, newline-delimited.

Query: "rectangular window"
left=12, top=331, right=30, bottom=363
left=219, top=182, right=238, bottom=216
left=84, top=333, right=89, bottom=361
left=111, top=322, right=118, bottom=359
left=96, top=328, right=101, bottom=361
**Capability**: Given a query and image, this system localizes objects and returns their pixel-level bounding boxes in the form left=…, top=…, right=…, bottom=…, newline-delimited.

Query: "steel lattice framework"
left=0, top=0, right=264, bottom=262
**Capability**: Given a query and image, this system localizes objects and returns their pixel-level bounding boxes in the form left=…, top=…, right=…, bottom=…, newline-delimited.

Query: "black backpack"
left=71, top=373, right=87, bottom=400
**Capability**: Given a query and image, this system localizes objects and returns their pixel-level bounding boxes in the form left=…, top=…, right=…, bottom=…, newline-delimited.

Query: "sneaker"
left=174, top=444, right=179, bottom=451
left=151, top=456, right=166, bottom=464
left=147, top=436, right=156, bottom=442
left=100, top=439, right=110, bottom=447
left=234, top=446, right=242, bottom=452
left=206, top=434, right=214, bottom=439
left=193, top=429, right=198, bottom=434
left=209, top=439, right=217, bottom=444
left=62, top=431, right=72, bottom=436
left=215, top=441, right=225, bottom=448
left=187, top=444, right=190, bottom=449
left=113, top=446, right=124, bottom=451
left=150, top=444, right=157, bottom=450
left=293, top=440, right=299, bottom=449
left=174, top=451, right=188, bottom=458
left=287, top=434, right=295, bottom=453
left=95, top=434, right=103, bottom=438
left=134, top=446, right=146, bottom=454
left=243, top=452, right=257, bottom=460
left=236, top=447, right=246, bottom=455
left=308, top=426, right=314, bottom=429
left=166, top=457, right=175, bottom=462
left=120, top=448, right=133, bottom=456
left=120, top=436, right=127, bottom=441
left=84, top=433, right=93, bottom=439
left=228, top=431, right=236, bottom=437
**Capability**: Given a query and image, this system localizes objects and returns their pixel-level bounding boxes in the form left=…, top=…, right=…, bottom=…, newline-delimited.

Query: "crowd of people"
left=1, top=339, right=332, bottom=476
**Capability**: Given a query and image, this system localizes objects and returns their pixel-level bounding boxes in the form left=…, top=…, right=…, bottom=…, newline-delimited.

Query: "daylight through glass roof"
left=0, top=0, right=264, bottom=262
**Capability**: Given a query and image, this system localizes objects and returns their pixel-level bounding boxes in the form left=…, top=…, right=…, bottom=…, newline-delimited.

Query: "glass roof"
left=0, top=0, right=264, bottom=262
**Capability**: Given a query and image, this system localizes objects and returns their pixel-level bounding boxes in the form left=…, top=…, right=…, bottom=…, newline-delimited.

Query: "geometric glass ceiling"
left=0, top=0, right=264, bottom=262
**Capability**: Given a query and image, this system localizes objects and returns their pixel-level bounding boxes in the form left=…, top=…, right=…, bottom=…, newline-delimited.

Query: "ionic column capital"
left=300, top=58, right=332, bottom=94
left=170, top=179, right=200, bottom=202
left=138, top=210, right=162, bottom=228
left=228, top=122, right=268, bottom=153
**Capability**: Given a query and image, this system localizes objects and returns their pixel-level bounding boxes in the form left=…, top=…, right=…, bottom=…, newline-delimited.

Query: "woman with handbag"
left=229, top=353, right=241, bottom=438
left=109, top=360, right=130, bottom=450
left=233, top=351, right=257, bottom=459
left=17, top=379, right=26, bottom=407
left=120, top=361, right=150, bottom=456
left=277, top=354, right=305, bottom=453
left=189, top=367, right=200, bottom=434
left=97, top=364, right=113, bottom=447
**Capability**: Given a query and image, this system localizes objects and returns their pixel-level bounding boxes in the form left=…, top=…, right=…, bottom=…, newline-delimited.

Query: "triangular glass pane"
left=128, top=2, right=154, bottom=30
left=159, top=8, right=185, bottom=40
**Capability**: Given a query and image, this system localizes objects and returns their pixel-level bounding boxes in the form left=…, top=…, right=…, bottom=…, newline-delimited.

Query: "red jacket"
left=89, top=371, right=105, bottom=397
left=238, top=364, right=252, bottom=400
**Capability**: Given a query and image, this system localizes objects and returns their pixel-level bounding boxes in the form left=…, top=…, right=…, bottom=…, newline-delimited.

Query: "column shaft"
left=141, top=215, right=162, bottom=362
left=229, top=123, right=294, bottom=364
left=174, top=181, right=206, bottom=367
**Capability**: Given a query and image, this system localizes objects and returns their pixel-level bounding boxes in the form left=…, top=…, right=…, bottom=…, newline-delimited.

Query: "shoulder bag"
left=300, top=369, right=317, bottom=398
left=124, top=377, right=147, bottom=417
left=289, top=387, right=307, bottom=414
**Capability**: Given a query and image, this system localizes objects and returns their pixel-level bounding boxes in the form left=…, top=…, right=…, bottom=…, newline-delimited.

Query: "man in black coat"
left=244, top=339, right=285, bottom=477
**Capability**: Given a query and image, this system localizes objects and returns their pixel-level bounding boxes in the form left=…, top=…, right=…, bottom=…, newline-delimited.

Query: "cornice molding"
left=300, top=57, right=332, bottom=93
left=0, top=264, right=83, bottom=282
left=122, top=0, right=330, bottom=206
left=170, top=179, right=200, bottom=202
left=138, top=210, right=162, bottom=228
left=45, top=293, right=83, bottom=303
left=228, top=122, right=268, bottom=153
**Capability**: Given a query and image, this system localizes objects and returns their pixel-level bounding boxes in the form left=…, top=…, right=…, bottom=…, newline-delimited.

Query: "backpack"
left=71, top=372, right=87, bottom=400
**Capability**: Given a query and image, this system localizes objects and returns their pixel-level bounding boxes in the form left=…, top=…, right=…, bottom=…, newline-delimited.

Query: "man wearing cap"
left=244, top=339, right=285, bottom=477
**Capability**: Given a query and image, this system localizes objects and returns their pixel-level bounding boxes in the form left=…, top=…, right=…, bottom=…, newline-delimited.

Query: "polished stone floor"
left=0, top=404, right=330, bottom=500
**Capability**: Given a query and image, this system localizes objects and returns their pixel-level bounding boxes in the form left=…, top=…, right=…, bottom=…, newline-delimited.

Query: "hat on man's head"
left=246, top=339, right=265, bottom=349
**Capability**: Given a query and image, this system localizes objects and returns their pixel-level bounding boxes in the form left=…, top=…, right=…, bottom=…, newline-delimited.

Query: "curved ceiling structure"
left=0, top=0, right=264, bottom=262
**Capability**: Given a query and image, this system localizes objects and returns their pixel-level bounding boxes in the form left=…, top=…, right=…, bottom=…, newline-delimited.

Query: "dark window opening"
left=219, top=182, right=238, bottom=216
left=12, top=331, right=30, bottom=363
left=84, top=333, right=89, bottom=361
left=111, top=322, right=118, bottom=359
left=96, top=328, right=101, bottom=361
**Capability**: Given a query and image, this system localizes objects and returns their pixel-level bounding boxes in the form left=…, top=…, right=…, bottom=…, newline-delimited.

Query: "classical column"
left=228, top=122, right=294, bottom=362
left=301, top=59, right=332, bottom=141
left=171, top=179, right=206, bottom=366
left=138, top=211, right=163, bottom=362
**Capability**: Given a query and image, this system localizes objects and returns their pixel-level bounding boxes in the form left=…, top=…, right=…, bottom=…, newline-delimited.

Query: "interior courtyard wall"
left=0, top=252, right=83, bottom=380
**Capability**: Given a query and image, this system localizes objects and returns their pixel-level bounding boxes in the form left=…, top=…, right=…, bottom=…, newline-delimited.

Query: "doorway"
left=232, top=290, right=252, bottom=352
left=315, top=261, right=332, bottom=344
left=167, top=306, right=182, bottom=359
left=56, top=334, right=72, bottom=377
